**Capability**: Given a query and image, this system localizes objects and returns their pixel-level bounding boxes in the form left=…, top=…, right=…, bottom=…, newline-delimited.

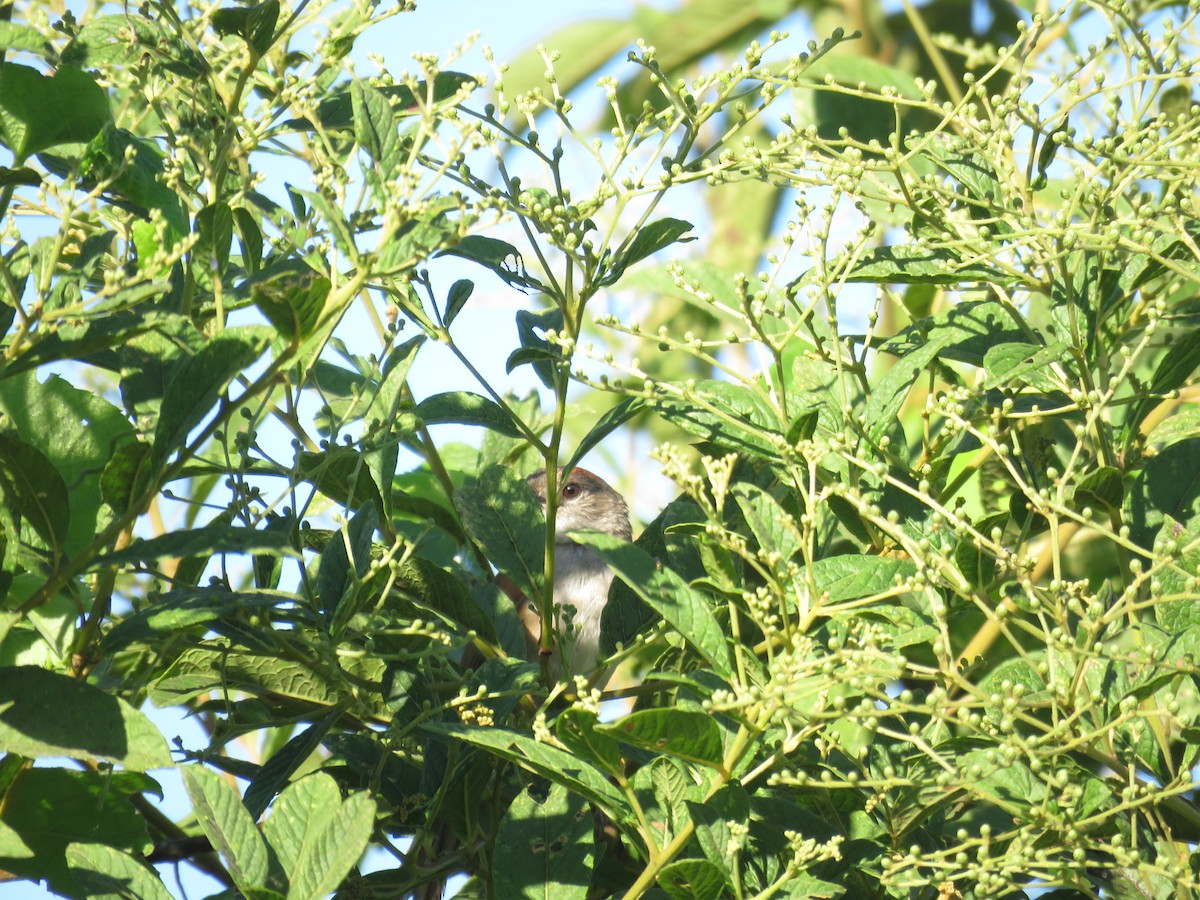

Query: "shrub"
left=1, top=1, right=1199, bottom=898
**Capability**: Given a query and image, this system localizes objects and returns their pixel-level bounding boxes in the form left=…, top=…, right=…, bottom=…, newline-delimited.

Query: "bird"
left=508, top=467, right=632, bottom=682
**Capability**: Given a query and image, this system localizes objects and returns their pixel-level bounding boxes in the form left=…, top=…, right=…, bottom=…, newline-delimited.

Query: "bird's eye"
left=562, top=482, right=581, bottom=499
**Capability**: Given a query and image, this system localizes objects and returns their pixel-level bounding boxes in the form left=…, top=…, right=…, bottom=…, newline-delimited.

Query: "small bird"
left=514, top=467, right=632, bottom=681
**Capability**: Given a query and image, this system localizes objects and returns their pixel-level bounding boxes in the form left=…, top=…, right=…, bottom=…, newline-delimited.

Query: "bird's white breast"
left=551, top=543, right=614, bottom=677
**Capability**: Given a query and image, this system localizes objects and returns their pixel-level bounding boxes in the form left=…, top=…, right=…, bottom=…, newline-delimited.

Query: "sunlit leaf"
left=0, top=62, right=111, bottom=160
left=0, top=666, right=170, bottom=769
left=182, top=766, right=270, bottom=892
left=571, top=531, right=732, bottom=676
left=493, top=782, right=594, bottom=900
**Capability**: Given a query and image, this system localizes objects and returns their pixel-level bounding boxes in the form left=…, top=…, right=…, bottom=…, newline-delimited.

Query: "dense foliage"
left=2, top=0, right=1200, bottom=898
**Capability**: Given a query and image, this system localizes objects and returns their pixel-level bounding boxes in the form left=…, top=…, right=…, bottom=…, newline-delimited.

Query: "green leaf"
left=1052, top=250, right=1119, bottom=357
left=872, top=302, right=1031, bottom=449
left=1122, top=627, right=1199, bottom=702
left=800, top=555, right=918, bottom=603
left=470, top=585, right=530, bottom=661
left=104, top=312, right=205, bottom=425
left=378, top=197, right=465, bottom=278
left=596, top=708, right=724, bottom=767
left=922, top=133, right=1007, bottom=230
left=492, top=783, right=594, bottom=900
left=66, top=842, right=173, bottom=900
left=321, top=502, right=379, bottom=633
left=882, top=299, right=1026, bottom=367
left=687, top=782, right=749, bottom=885
left=851, top=603, right=937, bottom=651
left=506, top=346, right=561, bottom=377
left=351, top=79, right=401, bottom=176
left=733, top=483, right=802, bottom=565
left=260, top=771, right=350, bottom=874
left=658, top=859, right=728, bottom=900
left=508, top=307, right=565, bottom=388
left=414, top=391, right=526, bottom=438
left=495, top=17, right=638, bottom=118
left=1154, top=516, right=1200, bottom=635
left=956, top=748, right=1045, bottom=810
left=260, top=774, right=375, bottom=900
left=892, top=278, right=935, bottom=320
left=150, top=325, right=274, bottom=472
left=654, top=379, right=782, bottom=458
left=641, top=757, right=698, bottom=848
left=62, top=15, right=207, bottom=77
left=0, top=372, right=134, bottom=558
left=246, top=260, right=330, bottom=342
left=621, top=258, right=742, bottom=310
left=79, top=125, right=188, bottom=253
left=798, top=51, right=926, bottom=148
left=443, top=278, right=474, bottom=327
left=296, top=73, right=477, bottom=133
left=570, top=531, right=732, bottom=676
left=982, top=341, right=1068, bottom=392
left=562, top=396, right=647, bottom=475
left=455, top=465, right=546, bottom=604
left=395, top=556, right=496, bottom=642
left=1034, top=129, right=1059, bottom=187
left=438, top=234, right=542, bottom=291
left=295, top=448, right=385, bottom=513
left=212, top=0, right=280, bottom=56
left=234, top=206, right=264, bottom=273
left=423, top=722, right=628, bottom=817
left=771, top=872, right=845, bottom=899
left=0, top=820, right=31, bottom=859
left=1125, top=438, right=1200, bottom=551
left=555, top=708, right=624, bottom=777
left=863, top=338, right=942, bottom=445
left=100, top=440, right=153, bottom=516
left=1009, top=487, right=1050, bottom=537
left=842, top=244, right=1006, bottom=285
left=1074, top=776, right=1116, bottom=821
left=826, top=495, right=871, bottom=544
left=1160, top=83, right=1194, bottom=123
left=0, top=22, right=53, bottom=57
left=150, top=647, right=372, bottom=708
left=92, top=525, right=297, bottom=568
left=785, top=407, right=821, bottom=445
left=0, top=301, right=158, bottom=378
left=1073, top=466, right=1124, bottom=515
left=243, top=707, right=343, bottom=821
left=459, top=660, right=541, bottom=733
left=600, top=217, right=696, bottom=287
left=0, top=768, right=156, bottom=898
left=0, top=432, right=70, bottom=557
left=182, top=765, right=270, bottom=893
left=101, top=587, right=285, bottom=653
left=0, top=165, right=39, bottom=187
left=0, top=62, right=111, bottom=161
left=0, top=666, right=170, bottom=769
left=195, top=201, right=235, bottom=279
left=1124, top=327, right=1200, bottom=446
left=305, top=360, right=370, bottom=399
left=252, top=514, right=291, bottom=590
left=1118, top=229, right=1200, bottom=295
left=1146, top=404, right=1200, bottom=450
left=954, top=514, right=1004, bottom=591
